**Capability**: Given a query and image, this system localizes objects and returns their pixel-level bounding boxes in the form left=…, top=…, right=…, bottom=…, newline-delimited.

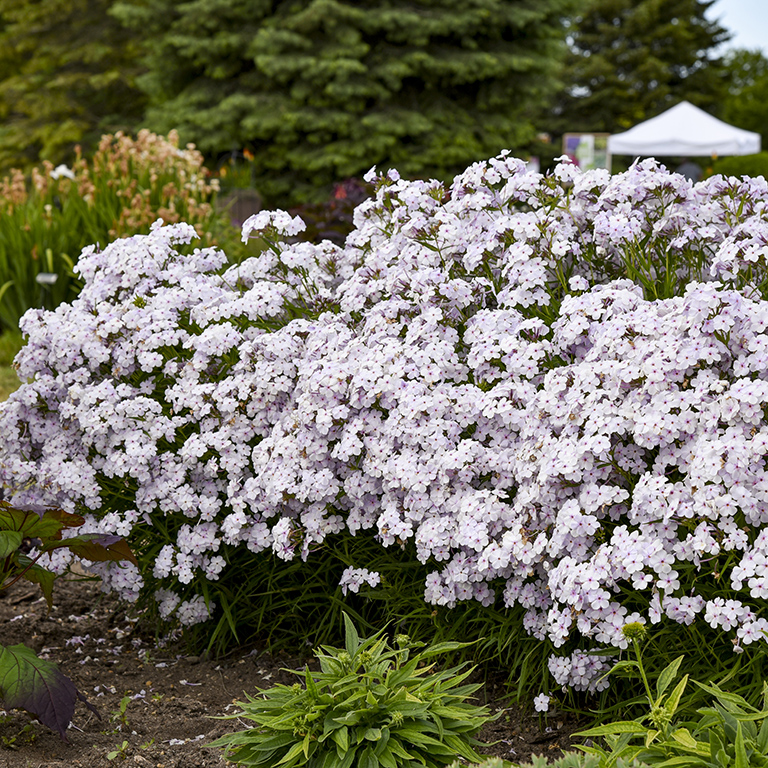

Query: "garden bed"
left=0, top=576, right=582, bottom=767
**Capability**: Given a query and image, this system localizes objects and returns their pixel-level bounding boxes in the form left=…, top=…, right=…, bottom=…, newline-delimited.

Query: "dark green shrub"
left=709, top=152, right=768, bottom=179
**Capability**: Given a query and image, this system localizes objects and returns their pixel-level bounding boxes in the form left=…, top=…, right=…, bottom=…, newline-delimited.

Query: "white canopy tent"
left=608, top=101, right=761, bottom=157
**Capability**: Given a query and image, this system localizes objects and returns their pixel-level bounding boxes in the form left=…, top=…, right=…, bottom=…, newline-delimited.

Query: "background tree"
left=0, top=0, right=146, bottom=172
left=721, top=48, right=768, bottom=151
left=551, top=0, right=730, bottom=136
left=112, top=0, right=576, bottom=206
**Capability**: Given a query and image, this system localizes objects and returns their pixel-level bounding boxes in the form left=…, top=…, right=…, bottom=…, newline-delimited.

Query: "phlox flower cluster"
left=2, top=154, right=768, bottom=695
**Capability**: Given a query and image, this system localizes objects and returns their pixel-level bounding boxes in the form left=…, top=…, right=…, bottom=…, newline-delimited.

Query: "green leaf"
left=442, top=733, right=483, bottom=762
left=343, top=613, right=359, bottom=657
left=666, top=728, right=709, bottom=756
left=13, top=555, right=56, bottom=609
left=337, top=745, right=357, bottom=768
left=607, top=659, right=641, bottom=675
left=664, top=675, right=689, bottom=717
left=395, top=727, right=446, bottom=747
left=387, top=738, right=416, bottom=761
left=11, top=506, right=83, bottom=542
left=335, top=710, right=362, bottom=726
left=276, top=741, right=306, bottom=766
left=0, top=530, right=22, bottom=559
left=697, top=681, right=756, bottom=711
left=654, top=757, right=710, bottom=768
left=250, top=733, right=296, bottom=752
left=304, top=665, right=318, bottom=699
left=416, top=640, right=477, bottom=659
left=709, top=728, right=724, bottom=764
left=716, top=703, right=741, bottom=743
left=757, top=715, right=768, bottom=752
left=656, top=655, right=685, bottom=699
left=669, top=728, right=696, bottom=748
left=575, top=721, right=649, bottom=737
left=377, top=745, right=398, bottom=768
left=0, top=281, right=14, bottom=308
left=358, top=746, right=378, bottom=768
left=373, top=726, right=390, bottom=756
left=735, top=721, right=748, bottom=768
left=388, top=701, right=429, bottom=717
left=332, top=726, right=348, bottom=753
left=0, top=643, right=97, bottom=740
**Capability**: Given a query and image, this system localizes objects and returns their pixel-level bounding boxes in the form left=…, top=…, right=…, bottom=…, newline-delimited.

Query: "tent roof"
left=608, top=101, right=761, bottom=157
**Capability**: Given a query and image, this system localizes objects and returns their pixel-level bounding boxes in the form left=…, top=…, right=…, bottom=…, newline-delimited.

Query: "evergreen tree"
left=552, top=0, right=730, bottom=136
left=0, top=0, right=146, bottom=171
left=721, top=48, right=768, bottom=151
left=112, top=0, right=575, bottom=205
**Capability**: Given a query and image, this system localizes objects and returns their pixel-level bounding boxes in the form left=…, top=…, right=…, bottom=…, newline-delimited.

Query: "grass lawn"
left=0, top=365, right=20, bottom=401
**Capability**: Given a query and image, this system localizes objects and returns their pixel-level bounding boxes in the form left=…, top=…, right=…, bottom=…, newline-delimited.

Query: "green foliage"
left=0, top=330, right=23, bottom=401
left=210, top=613, right=496, bottom=768
left=0, top=366, right=19, bottom=401
left=150, top=529, right=545, bottom=708
left=0, top=130, right=243, bottom=333
left=0, top=715, right=37, bottom=749
left=579, top=679, right=768, bottom=768
left=576, top=623, right=768, bottom=768
left=710, top=153, right=768, bottom=180
left=112, top=0, right=575, bottom=207
left=0, top=0, right=145, bottom=171
left=553, top=0, right=729, bottom=135
left=0, top=330, right=22, bottom=367
left=447, top=754, right=601, bottom=768
left=0, top=499, right=137, bottom=739
left=721, top=49, right=768, bottom=152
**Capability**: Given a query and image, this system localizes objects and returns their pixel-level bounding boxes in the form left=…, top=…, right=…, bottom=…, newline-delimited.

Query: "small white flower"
left=533, top=693, right=550, bottom=712
left=50, top=164, right=75, bottom=180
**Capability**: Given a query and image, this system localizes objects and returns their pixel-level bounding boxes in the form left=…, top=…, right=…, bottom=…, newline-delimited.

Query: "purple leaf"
left=0, top=643, right=99, bottom=740
left=49, top=533, right=138, bottom=566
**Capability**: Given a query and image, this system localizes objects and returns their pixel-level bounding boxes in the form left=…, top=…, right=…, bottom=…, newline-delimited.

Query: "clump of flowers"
left=0, top=129, right=237, bottom=333
left=5, top=130, right=220, bottom=238
left=2, top=153, right=768, bottom=696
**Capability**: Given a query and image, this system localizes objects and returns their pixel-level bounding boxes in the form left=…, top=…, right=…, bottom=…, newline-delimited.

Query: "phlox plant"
left=3, top=154, right=768, bottom=704
left=0, top=129, right=243, bottom=333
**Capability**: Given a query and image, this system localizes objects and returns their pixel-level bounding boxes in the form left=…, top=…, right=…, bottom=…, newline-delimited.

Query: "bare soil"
left=0, top=576, right=585, bottom=767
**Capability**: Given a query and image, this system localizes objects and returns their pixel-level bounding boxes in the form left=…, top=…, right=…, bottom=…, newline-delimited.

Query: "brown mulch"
left=0, top=576, right=585, bottom=767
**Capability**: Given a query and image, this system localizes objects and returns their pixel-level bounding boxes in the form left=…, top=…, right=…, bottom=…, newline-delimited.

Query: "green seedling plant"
left=109, top=695, right=131, bottom=729
left=0, top=498, right=138, bottom=740
left=576, top=622, right=768, bottom=768
left=0, top=717, right=37, bottom=750
left=210, top=613, right=497, bottom=768
left=106, top=739, right=130, bottom=761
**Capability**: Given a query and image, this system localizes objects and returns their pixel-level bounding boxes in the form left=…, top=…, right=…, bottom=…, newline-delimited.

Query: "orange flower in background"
left=243, top=148, right=254, bottom=162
